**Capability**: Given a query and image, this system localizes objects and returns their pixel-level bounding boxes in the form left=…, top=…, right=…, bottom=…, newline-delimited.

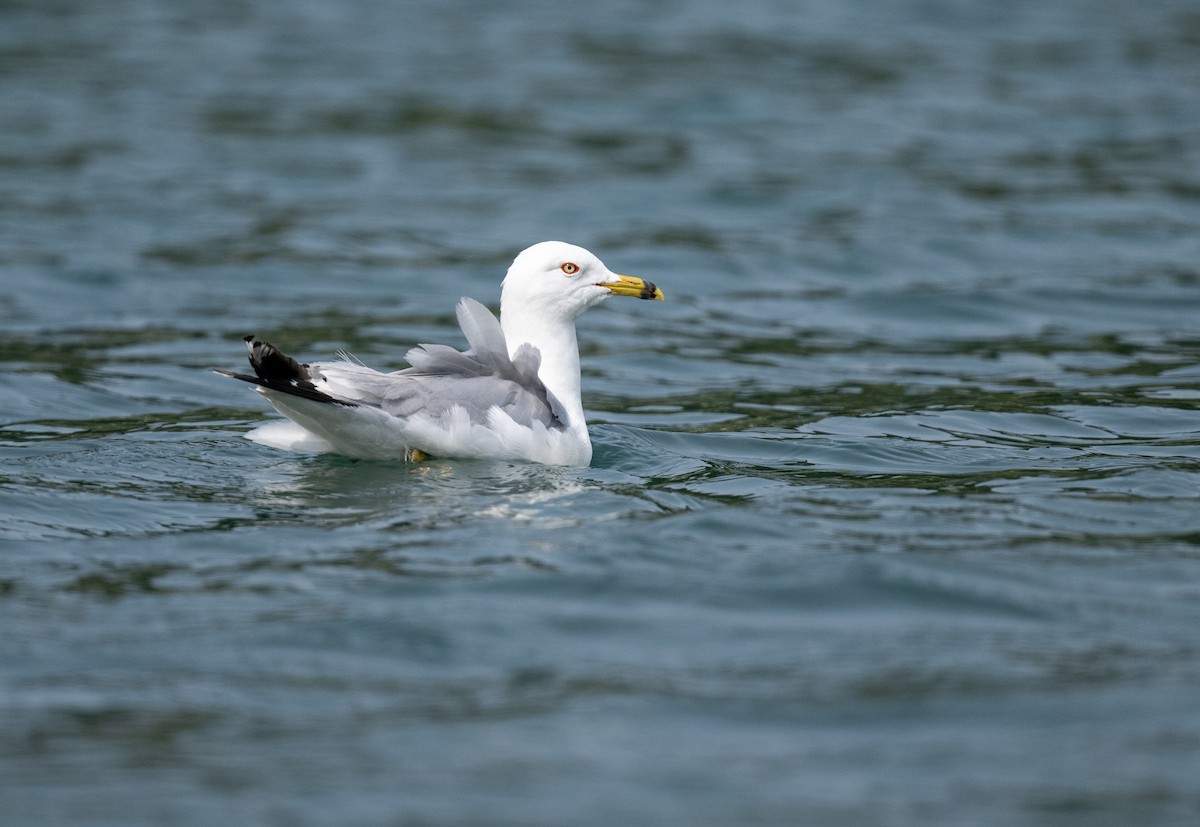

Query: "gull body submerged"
left=217, top=241, right=664, bottom=466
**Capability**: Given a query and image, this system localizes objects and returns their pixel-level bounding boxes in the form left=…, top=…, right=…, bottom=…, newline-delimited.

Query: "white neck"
left=500, top=304, right=587, bottom=433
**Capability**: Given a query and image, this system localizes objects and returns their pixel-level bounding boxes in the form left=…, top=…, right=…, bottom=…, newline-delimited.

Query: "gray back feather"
left=363, top=298, right=562, bottom=428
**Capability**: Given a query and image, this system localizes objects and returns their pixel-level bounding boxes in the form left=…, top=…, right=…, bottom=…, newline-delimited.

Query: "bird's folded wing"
left=311, top=298, right=564, bottom=429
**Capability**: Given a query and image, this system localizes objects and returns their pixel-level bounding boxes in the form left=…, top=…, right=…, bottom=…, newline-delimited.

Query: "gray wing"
left=313, top=298, right=564, bottom=429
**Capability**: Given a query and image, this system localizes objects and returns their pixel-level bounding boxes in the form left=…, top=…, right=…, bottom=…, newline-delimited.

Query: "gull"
left=217, top=241, right=664, bottom=465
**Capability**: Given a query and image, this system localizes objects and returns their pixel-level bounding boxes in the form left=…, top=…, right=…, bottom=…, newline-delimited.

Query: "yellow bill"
left=602, top=274, right=665, bottom=301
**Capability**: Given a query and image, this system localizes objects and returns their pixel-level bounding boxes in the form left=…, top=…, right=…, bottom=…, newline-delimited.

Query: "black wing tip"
left=213, top=368, right=254, bottom=381
left=218, top=338, right=358, bottom=407
left=215, top=369, right=359, bottom=407
left=242, top=336, right=313, bottom=384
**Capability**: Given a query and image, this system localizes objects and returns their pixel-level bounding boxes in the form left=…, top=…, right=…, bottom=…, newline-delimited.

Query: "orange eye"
left=560, top=262, right=580, bottom=275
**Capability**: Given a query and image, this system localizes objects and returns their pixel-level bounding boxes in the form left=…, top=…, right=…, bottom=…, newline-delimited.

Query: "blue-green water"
left=4, top=1, right=1200, bottom=824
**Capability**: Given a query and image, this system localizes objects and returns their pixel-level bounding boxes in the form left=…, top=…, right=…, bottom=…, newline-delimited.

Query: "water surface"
left=3, top=1, right=1200, bottom=824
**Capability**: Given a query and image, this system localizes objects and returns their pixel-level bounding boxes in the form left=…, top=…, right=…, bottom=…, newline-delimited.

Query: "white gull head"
left=500, top=241, right=661, bottom=323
